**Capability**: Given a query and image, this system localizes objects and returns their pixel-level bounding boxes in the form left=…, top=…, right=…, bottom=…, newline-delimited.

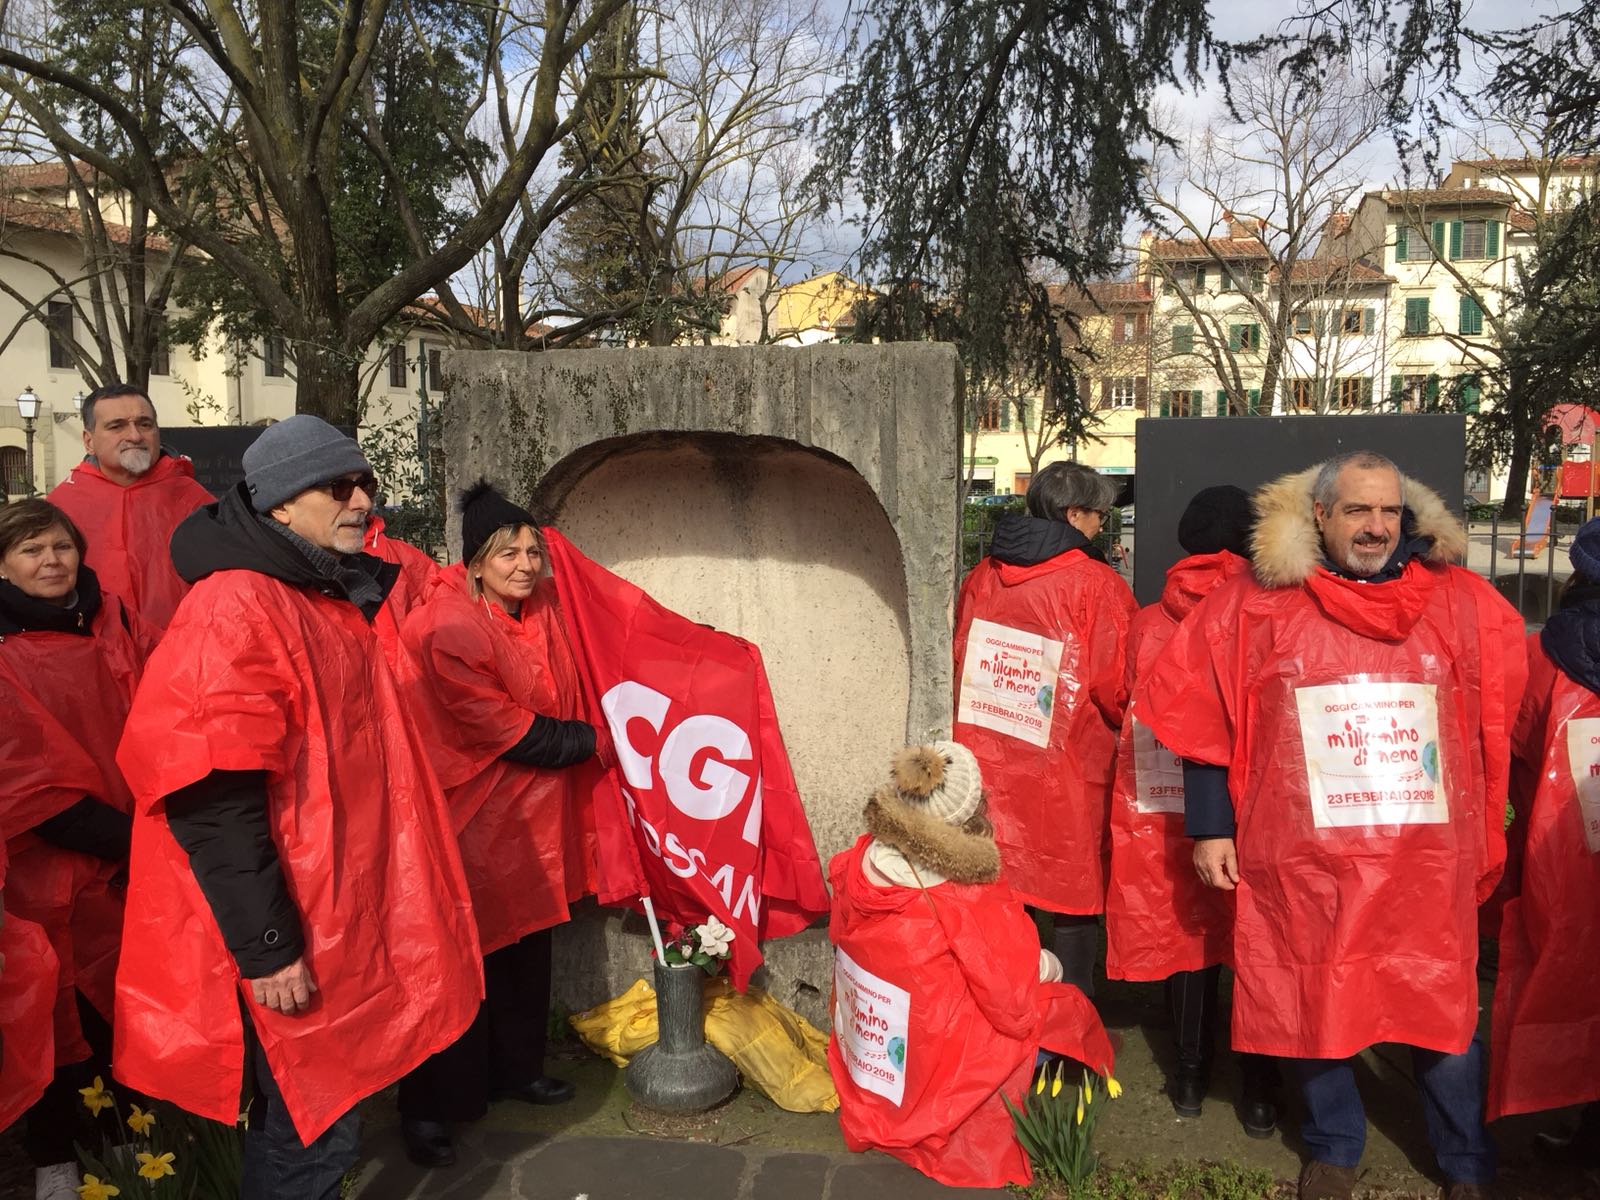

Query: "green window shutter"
left=1216, top=389, right=1228, bottom=416
left=1459, top=295, right=1483, bottom=336
left=1390, top=374, right=1403, bottom=407
left=1190, top=389, right=1202, bottom=417
left=1000, top=400, right=1011, bottom=431
left=1425, top=374, right=1440, bottom=405
left=1228, top=324, right=1242, bottom=351
left=1486, top=219, right=1500, bottom=258
left=1362, top=307, right=1376, bottom=334
left=1194, top=266, right=1207, bottom=291
left=1247, top=387, right=1261, bottom=415
left=1019, top=398, right=1031, bottom=427
left=1394, top=225, right=1408, bottom=261
left=1461, top=374, right=1481, bottom=413
left=1361, top=377, right=1374, bottom=409
left=1431, top=220, right=1446, bottom=255
left=1249, top=323, right=1261, bottom=350
left=1449, top=220, right=1464, bottom=259
left=1405, top=297, right=1429, bottom=335
left=1220, top=271, right=1234, bottom=292
left=1173, top=325, right=1193, bottom=354
left=1158, top=393, right=1170, bottom=418
left=964, top=403, right=976, bottom=432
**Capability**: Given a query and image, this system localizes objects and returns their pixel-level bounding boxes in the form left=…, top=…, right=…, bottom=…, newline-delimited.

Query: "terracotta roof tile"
left=1454, top=154, right=1600, bottom=172
left=1148, top=235, right=1271, bottom=260
left=1379, top=187, right=1516, bottom=208
left=1272, top=256, right=1391, bottom=285
left=0, top=194, right=169, bottom=251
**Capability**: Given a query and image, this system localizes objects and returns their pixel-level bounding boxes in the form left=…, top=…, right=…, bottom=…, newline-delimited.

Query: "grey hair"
left=1312, top=450, right=1405, bottom=512
left=1026, top=461, right=1118, bottom=523
left=82, top=383, right=156, bottom=431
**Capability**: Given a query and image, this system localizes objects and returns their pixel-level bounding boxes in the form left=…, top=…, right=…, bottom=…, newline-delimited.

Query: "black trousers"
left=1166, top=964, right=1278, bottom=1093
left=25, top=991, right=113, bottom=1165
left=397, top=927, right=553, bottom=1123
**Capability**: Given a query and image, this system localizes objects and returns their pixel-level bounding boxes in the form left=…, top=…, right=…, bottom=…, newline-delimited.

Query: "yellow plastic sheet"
left=570, top=976, right=839, bottom=1113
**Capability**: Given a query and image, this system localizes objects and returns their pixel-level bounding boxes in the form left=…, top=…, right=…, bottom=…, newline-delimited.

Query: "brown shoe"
left=1299, top=1160, right=1357, bottom=1200
left=1442, top=1185, right=1496, bottom=1200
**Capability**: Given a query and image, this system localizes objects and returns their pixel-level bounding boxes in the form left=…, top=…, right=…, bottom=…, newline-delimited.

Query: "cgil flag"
left=545, top=529, right=830, bottom=989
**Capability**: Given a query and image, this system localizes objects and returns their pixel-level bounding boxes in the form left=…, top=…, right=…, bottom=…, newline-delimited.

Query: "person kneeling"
left=827, top=742, right=1111, bottom=1189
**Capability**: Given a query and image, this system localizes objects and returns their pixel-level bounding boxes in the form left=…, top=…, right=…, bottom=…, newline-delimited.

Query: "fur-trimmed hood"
left=1250, top=465, right=1467, bottom=588
left=863, top=789, right=1000, bottom=884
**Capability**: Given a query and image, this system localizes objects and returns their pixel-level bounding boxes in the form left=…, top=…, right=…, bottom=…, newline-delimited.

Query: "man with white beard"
left=48, top=383, right=214, bottom=632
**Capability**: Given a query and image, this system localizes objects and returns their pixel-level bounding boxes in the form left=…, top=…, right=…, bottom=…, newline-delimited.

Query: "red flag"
left=545, top=529, right=829, bottom=988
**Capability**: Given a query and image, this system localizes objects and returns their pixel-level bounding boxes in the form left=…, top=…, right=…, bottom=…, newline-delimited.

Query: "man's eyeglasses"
left=316, top=474, right=380, bottom=502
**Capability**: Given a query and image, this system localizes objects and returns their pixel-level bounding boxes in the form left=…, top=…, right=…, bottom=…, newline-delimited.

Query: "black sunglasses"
left=316, top=474, right=379, bottom=502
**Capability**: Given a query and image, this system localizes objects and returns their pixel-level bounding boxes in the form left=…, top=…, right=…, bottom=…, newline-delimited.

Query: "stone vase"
left=623, top=960, right=738, bottom=1113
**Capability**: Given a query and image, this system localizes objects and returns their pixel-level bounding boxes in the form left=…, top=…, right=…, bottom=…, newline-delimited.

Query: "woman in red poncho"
left=396, top=481, right=601, bottom=1168
left=828, top=741, right=1113, bottom=1189
left=0, top=499, right=149, bottom=1200
left=953, top=461, right=1135, bottom=998
left=1488, top=523, right=1600, bottom=1161
left=1104, top=486, right=1278, bottom=1134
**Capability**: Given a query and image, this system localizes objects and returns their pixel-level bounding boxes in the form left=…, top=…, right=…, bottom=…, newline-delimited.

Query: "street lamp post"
left=15, top=386, right=41, bottom=498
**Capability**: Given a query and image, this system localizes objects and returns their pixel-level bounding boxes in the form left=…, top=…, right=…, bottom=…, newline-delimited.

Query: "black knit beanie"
left=459, top=479, right=537, bottom=564
left=1177, top=484, right=1254, bottom=557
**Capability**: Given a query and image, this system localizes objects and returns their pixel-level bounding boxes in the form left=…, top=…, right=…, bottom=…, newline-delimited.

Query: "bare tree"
left=1143, top=56, right=1385, bottom=414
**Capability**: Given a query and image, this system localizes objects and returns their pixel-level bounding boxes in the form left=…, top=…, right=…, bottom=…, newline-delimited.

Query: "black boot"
left=401, top=1118, right=456, bottom=1168
left=1237, top=1053, right=1279, bottom=1139
left=1170, top=1065, right=1207, bottom=1118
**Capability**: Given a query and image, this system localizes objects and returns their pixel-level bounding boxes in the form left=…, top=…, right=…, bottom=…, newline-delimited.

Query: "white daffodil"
left=695, top=916, right=735, bottom=958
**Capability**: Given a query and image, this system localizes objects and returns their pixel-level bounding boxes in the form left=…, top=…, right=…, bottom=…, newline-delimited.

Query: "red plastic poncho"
left=826, top=836, right=1113, bottom=1189
left=1138, top=559, right=1526, bottom=1059
left=400, top=564, right=598, bottom=954
left=952, top=551, right=1135, bottom=913
left=1105, top=551, right=1248, bottom=981
left=1487, top=635, right=1600, bottom=1120
left=0, top=591, right=148, bottom=1064
left=48, top=455, right=214, bottom=632
left=0, top=840, right=60, bottom=1133
left=113, top=570, right=483, bottom=1143
left=364, top=516, right=438, bottom=668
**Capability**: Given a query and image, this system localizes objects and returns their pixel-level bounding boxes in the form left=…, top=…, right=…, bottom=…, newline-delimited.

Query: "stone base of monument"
left=624, top=961, right=739, bottom=1113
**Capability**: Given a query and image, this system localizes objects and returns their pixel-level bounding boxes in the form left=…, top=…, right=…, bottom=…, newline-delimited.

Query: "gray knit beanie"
left=242, top=415, right=373, bottom=513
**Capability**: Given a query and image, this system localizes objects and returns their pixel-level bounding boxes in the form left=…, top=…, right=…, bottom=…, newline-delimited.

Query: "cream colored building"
left=0, top=161, right=451, bottom=498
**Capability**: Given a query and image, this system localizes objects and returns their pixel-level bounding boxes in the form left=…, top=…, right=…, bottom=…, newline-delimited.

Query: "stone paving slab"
left=349, top=1132, right=1008, bottom=1199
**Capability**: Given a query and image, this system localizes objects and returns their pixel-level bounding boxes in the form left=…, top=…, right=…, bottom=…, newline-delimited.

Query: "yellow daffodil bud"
left=1076, top=1095, right=1085, bottom=1125
left=1051, top=1064, right=1064, bottom=1098
left=1035, top=1070, right=1046, bottom=1095
left=1107, top=1075, right=1123, bottom=1099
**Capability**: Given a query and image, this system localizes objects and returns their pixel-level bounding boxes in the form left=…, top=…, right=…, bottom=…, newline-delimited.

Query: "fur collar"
left=863, top=790, right=1000, bottom=884
left=1250, top=466, right=1466, bottom=589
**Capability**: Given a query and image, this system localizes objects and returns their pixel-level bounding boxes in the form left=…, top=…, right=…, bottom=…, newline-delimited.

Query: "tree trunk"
left=1501, top=432, right=1533, bottom=524
left=294, top=343, right=362, bottom=428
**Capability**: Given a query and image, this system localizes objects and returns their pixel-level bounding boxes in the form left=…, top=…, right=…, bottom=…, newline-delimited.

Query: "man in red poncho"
left=114, top=415, right=481, bottom=1200
left=1137, top=451, right=1526, bottom=1200
left=48, top=384, right=213, bottom=632
left=953, top=460, right=1135, bottom=998
left=828, top=740, right=1113, bottom=1189
left=1104, top=485, right=1277, bottom=1134
left=1487, top=520, right=1600, bottom=1158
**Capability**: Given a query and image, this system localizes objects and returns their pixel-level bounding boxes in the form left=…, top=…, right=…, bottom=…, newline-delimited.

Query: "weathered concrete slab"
left=443, top=345, right=963, bottom=1025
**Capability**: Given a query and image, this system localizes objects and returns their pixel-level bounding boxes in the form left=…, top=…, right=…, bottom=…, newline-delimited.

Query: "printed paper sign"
left=1295, top=680, right=1447, bottom=828
left=956, top=618, right=1066, bottom=748
left=833, top=947, right=911, bottom=1105
left=1133, top=718, right=1186, bottom=814
left=1562, top=717, right=1600, bottom=854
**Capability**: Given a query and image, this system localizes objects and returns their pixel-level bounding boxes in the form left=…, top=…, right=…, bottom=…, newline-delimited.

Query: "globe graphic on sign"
left=887, top=1037, right=906, bottom=1069
left=1036, top=684, right=1054, bottom=717
left=1422, top=741, right=1439, bottom=783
